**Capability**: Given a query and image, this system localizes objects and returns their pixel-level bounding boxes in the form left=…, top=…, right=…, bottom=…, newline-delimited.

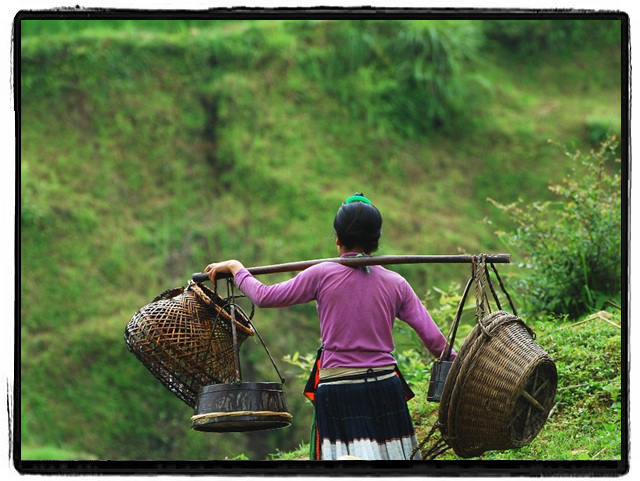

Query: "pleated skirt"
left=312, top=371, right=421, bottom=460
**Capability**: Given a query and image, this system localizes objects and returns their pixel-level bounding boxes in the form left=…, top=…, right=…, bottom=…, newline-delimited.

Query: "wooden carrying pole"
left=192, top=254, right=511, bottom=282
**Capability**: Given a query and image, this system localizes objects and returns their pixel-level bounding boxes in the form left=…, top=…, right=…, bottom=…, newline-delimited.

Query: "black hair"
left=333, top=192, right=383, bottom=253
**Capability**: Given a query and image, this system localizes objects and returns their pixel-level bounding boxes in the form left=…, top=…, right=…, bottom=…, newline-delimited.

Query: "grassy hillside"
left=18, top=15, right=624, bottom=464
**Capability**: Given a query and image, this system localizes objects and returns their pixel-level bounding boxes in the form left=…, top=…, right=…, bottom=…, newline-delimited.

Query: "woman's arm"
left=203, top=260, right=319, bottom=308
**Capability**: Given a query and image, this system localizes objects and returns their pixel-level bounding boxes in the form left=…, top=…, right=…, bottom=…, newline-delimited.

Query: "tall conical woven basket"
left=437, top=310, right=557, bottom=458
left=124, top=281, right=254, bottom=408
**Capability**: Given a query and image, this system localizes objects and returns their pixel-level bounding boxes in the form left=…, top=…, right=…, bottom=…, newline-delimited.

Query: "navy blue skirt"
left=312, top=370, right=421, bottom=460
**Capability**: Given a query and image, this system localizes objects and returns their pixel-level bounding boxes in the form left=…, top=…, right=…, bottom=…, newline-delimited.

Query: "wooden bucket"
left=191, top=382, right=293, bottom=432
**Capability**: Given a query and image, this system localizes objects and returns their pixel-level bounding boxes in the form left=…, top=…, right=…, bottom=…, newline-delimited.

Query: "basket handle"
left=188, top=280, right=254, bottom=337
left=487, top=262, right=518, bottom=317
left=189, top=281, right=213, bottom=305
left=441, top=275, right=474, bottom=362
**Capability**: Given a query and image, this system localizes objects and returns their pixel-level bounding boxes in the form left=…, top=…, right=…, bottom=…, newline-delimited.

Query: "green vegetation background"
left=18, top=17, right=624, bottom=463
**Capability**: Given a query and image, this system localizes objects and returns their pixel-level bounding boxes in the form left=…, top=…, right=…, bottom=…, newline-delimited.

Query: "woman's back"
left=234, top=257, right=449, bottom=368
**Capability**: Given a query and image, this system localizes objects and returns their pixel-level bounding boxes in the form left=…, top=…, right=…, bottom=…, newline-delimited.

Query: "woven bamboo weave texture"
left=438, top=310, right=557, bottom=458
left=124, top=282, right=254, bottom=407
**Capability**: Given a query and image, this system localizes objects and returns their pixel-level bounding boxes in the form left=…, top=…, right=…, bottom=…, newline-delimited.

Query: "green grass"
left=20, top=445, right=99, bottom=461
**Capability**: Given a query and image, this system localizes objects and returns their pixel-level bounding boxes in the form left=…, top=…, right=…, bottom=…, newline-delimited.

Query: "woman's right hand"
left=203, top=260, right=245, bottom=282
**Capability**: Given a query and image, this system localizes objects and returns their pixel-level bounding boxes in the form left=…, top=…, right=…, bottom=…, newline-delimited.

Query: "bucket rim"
left=198, top=381, right=285, bottom=394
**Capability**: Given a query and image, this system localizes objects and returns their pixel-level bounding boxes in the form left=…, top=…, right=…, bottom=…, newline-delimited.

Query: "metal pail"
left=427, top=360, right=454, bottom=402
left=191, top=382, right=292, bottom=432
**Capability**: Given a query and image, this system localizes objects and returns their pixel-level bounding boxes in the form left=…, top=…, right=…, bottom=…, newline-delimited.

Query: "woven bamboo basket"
left=124, top=281, right=255, bottom=408
left=437, top=310, right=557, bottom=458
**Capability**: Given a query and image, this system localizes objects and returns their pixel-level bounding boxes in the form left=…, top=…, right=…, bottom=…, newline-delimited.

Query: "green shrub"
left=488, top=137, right=622, bottom=318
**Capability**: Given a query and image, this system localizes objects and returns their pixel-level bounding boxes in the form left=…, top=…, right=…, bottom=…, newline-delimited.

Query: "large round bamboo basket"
left=438, top=310, right=557, bottom=458
left=124, top=281, right=254, bottom=408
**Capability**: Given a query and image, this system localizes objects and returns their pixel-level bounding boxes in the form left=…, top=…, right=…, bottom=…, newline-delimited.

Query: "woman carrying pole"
left=204, top=193, right=455, bottom=460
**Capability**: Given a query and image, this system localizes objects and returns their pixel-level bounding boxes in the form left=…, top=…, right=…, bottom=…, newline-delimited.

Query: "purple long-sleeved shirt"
left=234, top=254, right=453, bottom=368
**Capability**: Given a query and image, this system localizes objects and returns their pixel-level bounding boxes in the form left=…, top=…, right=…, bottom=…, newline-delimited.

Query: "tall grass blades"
left=291, top=20, right=485, bottom=138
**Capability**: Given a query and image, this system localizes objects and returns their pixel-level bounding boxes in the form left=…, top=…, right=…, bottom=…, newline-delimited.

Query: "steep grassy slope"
left=18, top=17, right=623, bottom=461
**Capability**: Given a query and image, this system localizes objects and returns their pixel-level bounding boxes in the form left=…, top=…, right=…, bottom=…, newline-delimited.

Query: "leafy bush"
left=488, top=137, right=622, bottom=318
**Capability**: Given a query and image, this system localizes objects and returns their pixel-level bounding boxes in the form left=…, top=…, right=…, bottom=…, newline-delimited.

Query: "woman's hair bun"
left=334, top=192, right=382, bottom=253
